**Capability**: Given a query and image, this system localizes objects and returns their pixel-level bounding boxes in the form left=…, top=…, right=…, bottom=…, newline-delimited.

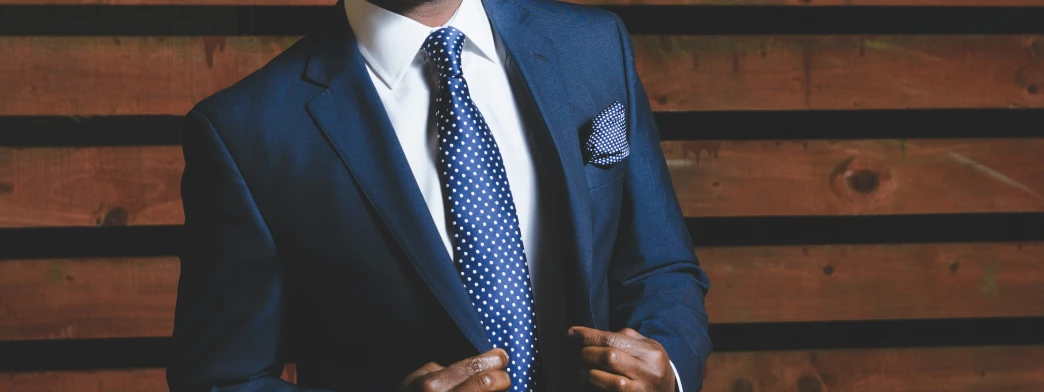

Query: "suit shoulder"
left=526, top=0, right=618, bottom=20
left=190, top=34, right=321, bottom=132
left=521, top=0, right=626, bottom=66
left=522, top=0, right=626, bottom=62
left=526, top=0, right=623, bottom=36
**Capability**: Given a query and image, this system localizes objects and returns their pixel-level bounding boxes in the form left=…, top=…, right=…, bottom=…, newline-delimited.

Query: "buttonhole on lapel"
left=530, top=51, right=549, bottom=61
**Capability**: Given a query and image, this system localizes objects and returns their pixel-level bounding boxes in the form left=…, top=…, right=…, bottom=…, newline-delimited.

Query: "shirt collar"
left=344, top=0, right=498, bottom=89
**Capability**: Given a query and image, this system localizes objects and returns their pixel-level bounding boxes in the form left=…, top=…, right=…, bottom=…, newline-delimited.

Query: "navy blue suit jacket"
left=167, top=0, right=711, bottom=390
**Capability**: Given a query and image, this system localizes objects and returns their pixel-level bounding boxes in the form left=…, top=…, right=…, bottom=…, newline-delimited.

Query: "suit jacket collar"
left=302, top=0, right=598, bottom=354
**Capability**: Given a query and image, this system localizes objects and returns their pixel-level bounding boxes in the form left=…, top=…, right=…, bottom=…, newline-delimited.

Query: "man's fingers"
left=614, top=328, right=668, bottom=364
left=618, top=328, right=643, bottom=339
left=586, top=369, right=637, bottom=392
left=580, top=346, right=643, bottom=378
left=449, top=370, right=511, bottom=392
left=417, top=362, right=447, bottom=375
left=440, top=349, right=509, bottom=386
left=400, top=362, right=445, bottom=390
left=569, top=326, right=640, bottom=353
left=570, top=328, right=673, bottom=392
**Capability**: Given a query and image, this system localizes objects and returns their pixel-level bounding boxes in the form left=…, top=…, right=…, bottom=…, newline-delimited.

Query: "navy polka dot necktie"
left=422, top=27, right=541, bottom=392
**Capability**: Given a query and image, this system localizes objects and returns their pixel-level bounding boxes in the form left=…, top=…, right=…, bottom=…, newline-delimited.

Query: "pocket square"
left=583, top=101, right=629, bottom=167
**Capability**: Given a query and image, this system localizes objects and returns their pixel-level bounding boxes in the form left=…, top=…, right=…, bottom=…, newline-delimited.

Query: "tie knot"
left=423, top=26, right=467, bottom=78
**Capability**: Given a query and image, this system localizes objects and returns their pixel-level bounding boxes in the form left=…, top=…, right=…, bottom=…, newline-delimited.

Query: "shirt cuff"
left=669, top=359, right=683, bottom=392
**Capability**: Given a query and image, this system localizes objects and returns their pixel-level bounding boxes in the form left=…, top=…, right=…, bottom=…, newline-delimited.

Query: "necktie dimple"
left=422, top=27, right=541, bottom=392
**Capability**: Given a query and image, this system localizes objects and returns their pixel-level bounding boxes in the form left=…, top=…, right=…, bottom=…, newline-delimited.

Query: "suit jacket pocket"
left=584, top=157, right=628, bottom=190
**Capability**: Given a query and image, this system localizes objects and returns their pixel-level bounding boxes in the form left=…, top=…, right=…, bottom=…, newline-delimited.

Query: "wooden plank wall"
left=2, top=0, right=1044, bottom=391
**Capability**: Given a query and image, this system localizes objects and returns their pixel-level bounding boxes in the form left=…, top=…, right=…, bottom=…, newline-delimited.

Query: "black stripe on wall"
left=0, top=116, right=183, bottom=147
left=713, top=317, right=1044, bottom=351
left=686, top=213, right=1044, bottom=246
left=0, top=226, right=182, bottom=260
left=654, top=109, right=1044, bottom=141
left=1, top=5, right=1043, bottom=35
left=2, top=317, right=1042, bottom=371
left=5, top=109, right=1044, bottom=146
left=2, top=213, right=1042, bottom=259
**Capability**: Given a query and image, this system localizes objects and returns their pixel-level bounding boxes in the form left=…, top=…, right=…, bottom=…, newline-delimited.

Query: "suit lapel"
left=484, top=0, right=597, bottom=328
left=303, top=6, right=491, bottom=353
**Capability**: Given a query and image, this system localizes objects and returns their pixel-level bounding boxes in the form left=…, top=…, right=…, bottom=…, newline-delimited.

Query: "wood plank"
left=3, top=346, right=1043, bottom=391
left=701, top=242, right=1044, bottom=323
left=636, top=35, right=1044, bottom=111
left=0, top=37, right=300, bottom=116
left=3, top=242, right=1042, bottom=339
left=4, top=35, right=1044, bottom=115
left=665, top=139, right=1044, bottom=217
left=5, top=139, right=1044, bottom=227
left=0, top=0, right=332, bottom=3
left=0, top=257, right=179, bottom=340
left=0, top=365, right=297, bottom=392
left=0, top=369, right=169, bottom=392
left=5, top=0, right=1044, bottom=6
left=0, top=147, right=183, bottom=227
left=704, top=346, right=1044, bottom=392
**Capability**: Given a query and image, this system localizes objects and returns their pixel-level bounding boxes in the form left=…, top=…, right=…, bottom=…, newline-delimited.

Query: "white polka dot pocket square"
left=583, top=101, right=629, bottom=167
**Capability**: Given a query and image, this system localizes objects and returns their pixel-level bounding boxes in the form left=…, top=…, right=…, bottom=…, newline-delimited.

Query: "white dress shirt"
left=343, top=0, right=682, bottom=390
left=343, top=0, right=544, bottom=289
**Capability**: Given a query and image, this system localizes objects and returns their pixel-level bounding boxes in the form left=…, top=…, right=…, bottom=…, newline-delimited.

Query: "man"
left=166, top=0, right=711, bottom=390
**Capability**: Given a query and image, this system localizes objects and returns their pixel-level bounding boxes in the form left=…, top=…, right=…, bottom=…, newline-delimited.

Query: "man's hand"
left=399, top=349, right=512, bottom=392
left=570, top=326, right=676, bottom=392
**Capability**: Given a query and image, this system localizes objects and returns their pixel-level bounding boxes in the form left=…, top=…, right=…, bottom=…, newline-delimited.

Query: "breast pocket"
left=586, top=159, right=627, bottom=261
left=584, top=158, right=628, bottom=190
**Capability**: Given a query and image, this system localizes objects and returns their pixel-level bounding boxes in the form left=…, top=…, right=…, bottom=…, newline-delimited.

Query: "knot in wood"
left=831, top=156, right=893, bottom=204
left=847, top=170, right=880, bottom=193
left=731, top=378, right=754, bottom=392
left=797, top=375, right=823, bottom=392
left=1014, top=63, right=1044, bottom=96
left=99, top=206, right=129, bottom=226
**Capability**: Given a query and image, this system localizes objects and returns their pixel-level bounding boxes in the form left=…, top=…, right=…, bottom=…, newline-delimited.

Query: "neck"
left=368, top=0, right=464, bottom=27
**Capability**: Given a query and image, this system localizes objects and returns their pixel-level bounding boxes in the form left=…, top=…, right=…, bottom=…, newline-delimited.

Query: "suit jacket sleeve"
left=167, top=109, right=333, bottom=392
left=606, top=15, right=713, bottom=392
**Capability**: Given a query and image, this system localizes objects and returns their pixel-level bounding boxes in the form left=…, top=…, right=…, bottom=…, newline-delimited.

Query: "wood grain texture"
left=3, top=243, right=1042, bottom=339
left=665, top=139, right=1044, bottom=217
left=0, top=369, right=168, bottom=392
left=0, top=147, right=183, bottom=227
left=0, top=37, right=300, bottom=116
left=4, top=35, right=1044, bottom=115
left=636, top=35, right=1044, bottom=111
left=5, top=139, right=1043, bottom=227
left=704, top=346, right=1044, bottom=392
left=5, top=0, right=1044, bottom=5
left=0, top=365, right=297, bottom=391
left=701, top=242, right=1044, bottom=323
left=0, top=257, right=178, bottom=340
left=3, top=347, right=1043, bottom=391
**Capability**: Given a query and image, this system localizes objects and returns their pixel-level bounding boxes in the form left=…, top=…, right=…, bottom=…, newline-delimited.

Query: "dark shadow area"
left=5, top=109, right=1044, bottom=147
left=0, top=5, right=1042, bottom=35
left=4, top=316, right=1043, bottom=371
